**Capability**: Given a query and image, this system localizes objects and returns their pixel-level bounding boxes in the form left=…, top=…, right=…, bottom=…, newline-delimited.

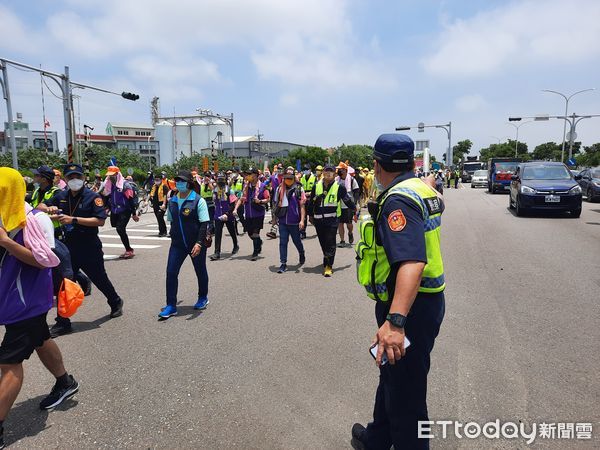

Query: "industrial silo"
left=191, top=119, right=209, bottom=154
left=174, top=120, right=191, bottom=159
left=154, top=120, right=174, bottom=166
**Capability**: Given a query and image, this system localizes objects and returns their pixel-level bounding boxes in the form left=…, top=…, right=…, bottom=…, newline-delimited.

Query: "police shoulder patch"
left=387, top=209, right=406, bottom=232
left=94, top=197, right=104, bottom=207
left=424, top=196, right=442, bottom=215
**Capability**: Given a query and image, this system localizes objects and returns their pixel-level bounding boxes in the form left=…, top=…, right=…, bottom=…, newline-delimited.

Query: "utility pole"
left=396, top=121, right=452, bottom=167
left=0, top=61, right=18, bottom=169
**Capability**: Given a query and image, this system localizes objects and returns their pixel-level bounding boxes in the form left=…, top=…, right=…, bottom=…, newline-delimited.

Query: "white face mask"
left=374, top=166, right=385, bottom=192
left=68, top=179, right=84, bottom=191
left=33, top=182, right=40, bottom=189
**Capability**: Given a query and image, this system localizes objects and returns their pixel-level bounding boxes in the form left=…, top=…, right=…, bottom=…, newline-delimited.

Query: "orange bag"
left=57, top=278, right=85, bottom=318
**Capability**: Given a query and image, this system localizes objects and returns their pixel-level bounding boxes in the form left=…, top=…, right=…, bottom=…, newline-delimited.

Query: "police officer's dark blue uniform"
left=42, top=164, right=124, bottom=335
left=352, top=135, right=446, bottom=450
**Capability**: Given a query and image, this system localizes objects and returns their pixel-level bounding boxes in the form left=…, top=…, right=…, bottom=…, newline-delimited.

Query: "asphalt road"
left=3, top=186, right=600, bottom=449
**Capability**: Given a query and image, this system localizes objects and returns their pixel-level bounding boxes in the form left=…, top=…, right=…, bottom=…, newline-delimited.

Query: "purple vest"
left=277, top=186, right=302, bottom=225
left=109, top=184, right=131, bottom=214
left=214, top=187, right=233, bottom=221
left=244, top=183, right=267, bottom=219
left=0, top=229, right=53, bottom=325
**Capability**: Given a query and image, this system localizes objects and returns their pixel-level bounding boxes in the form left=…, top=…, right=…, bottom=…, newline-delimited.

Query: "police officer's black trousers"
left=314, top=222, right=337, bottom=267
left=214, top=219, right=238, bottom=253
left=57, top=237, right=121, bottom=325
left=364, top=293, right=445, bottom=450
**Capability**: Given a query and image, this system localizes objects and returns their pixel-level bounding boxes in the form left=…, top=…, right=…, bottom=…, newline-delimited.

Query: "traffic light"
left=121, top=92, right=140, bottom=101
left=508, top=117, right=522, bottom=121
left=442, top=153, right=446, bottom=162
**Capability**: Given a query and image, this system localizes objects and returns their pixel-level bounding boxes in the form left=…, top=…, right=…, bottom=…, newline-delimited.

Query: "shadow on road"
left=68, top=315, right=112, bottom=336
left=5, top=394, right=78, bottom=447
left=506, top=207, right=578, bottom=219
left=301, top=264, right=351, bottom=274
left=585, top=222, right=600, bottom=226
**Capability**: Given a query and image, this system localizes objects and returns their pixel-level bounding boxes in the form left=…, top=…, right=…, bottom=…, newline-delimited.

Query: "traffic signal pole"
left=0, top=57, right=138, bottom=165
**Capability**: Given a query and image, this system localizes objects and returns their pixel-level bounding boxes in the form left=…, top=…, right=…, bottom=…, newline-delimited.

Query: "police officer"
left=211, top=172, right=239, bottom=260
left=352, top=134, right=445, bottom=450
left=309, top=164, right=355, bottom=277
left=38, top=164, right=124, bottom=336
left=229, top=167, right=245, bottom=235
left=200, top=171, right=216, bottom=233
left=29, top=165, right=60, bottom=209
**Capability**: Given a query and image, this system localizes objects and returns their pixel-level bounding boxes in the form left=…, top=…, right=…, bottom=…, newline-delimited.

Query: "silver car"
left=471, top=170, right=488, bottom=188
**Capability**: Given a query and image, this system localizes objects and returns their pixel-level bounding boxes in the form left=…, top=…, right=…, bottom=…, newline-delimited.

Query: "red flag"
left=44, top=119, right=50, bottom=128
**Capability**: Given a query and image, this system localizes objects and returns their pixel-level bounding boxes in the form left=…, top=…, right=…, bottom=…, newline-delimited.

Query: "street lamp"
left=542, top=88, right=595, bottom=162
left=395, top=121, right=452, bottom=166
left=506, top=119, right=534, bottom=157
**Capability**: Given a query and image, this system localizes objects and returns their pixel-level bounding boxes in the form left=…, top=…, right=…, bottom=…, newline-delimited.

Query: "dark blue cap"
left=32, top=165, right=55, bottom=181
left=63, top=164, right=84, bottom=176
left=373, top=134, right=414, bottom=164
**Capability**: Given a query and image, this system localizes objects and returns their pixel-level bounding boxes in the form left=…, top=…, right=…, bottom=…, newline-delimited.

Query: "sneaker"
left=277, top=264, right=287, bottom=274
left=348, top=232, right=354, bottom=244
left=193, top=297, right=209, bottom=310
left=109, top=298, right=124, bottom=318
left=119, top=250, right=135, bottom=259
left=39, top=375, right=79, bottom=410
left=158, top=305, right=177, bottom=319
left=351, top=423, right=367, bottom=450
left=49, top=322, right=73, bottom=338
left=266, top=231, right=277, bottom=239
left=324, top=266, right=333, bottom=277
left=299, top=253, right=306, bottom=265
left=210, top=252, right=221, bottom=261
left=232, top=245, right=239, bottom=255
left=337, top=241, right=346, bottom=248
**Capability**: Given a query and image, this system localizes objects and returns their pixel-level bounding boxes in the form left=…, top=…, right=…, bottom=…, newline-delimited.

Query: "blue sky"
left=1, top=0, right=600, bottom=161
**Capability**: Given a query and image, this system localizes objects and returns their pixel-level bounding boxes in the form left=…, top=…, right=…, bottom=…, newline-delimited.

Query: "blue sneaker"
left=158, top=305, right=177, bottom=319
left=194, top=297, right=209, bottom=310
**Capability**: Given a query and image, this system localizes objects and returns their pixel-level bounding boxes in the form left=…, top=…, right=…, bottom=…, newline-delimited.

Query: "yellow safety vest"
left=30, top=186, right=60, bottom=228
left=200, top=183, right=213, bottom=199
left=355, top=177, right=445, bottom=301
left=301, top=174, right=316, bottom=193
left=313, top=180, right=341, bottom=219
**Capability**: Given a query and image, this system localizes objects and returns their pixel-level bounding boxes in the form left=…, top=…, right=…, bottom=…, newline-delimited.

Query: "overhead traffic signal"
left=121, top=92, right=140, bottom=101
left=508, top=117, right=522, bottom=121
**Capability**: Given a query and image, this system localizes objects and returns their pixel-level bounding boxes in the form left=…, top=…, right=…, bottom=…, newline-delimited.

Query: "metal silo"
left=191, top=119, right=208, bottom=154
left=207, top=118, right=231, bottom=150
left=174, top=120, right=191, bottom=159
left=154, top=120, right=174, bottom=166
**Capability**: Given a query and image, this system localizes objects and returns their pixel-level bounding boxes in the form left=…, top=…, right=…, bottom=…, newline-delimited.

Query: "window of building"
left=33, top=138, right=54, bottom=151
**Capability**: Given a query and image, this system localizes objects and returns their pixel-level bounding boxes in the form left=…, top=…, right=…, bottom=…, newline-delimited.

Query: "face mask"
left=375, top=167, right=384, bottom=192
left=68, top=179, right=84, bottom=191
left=304, top=170, right=310, bottom=176
left=154, top=179, right=161, bottom=185
left=176, top=181, right=188, bottom=192
left=33, top=182, right=40, bottom=189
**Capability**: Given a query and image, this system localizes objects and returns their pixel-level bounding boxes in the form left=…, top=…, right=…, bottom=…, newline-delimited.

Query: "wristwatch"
left=72, top=217, right=79, bottom=225
left=386, top=313, right=407, bottom=328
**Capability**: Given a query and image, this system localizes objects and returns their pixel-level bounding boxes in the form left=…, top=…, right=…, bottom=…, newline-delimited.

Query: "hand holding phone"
left=370, top=337, right=411, bottom=366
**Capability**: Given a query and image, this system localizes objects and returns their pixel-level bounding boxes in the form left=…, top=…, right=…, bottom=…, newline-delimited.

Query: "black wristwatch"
left=386, top=313, right=407, bottom=328
left=72, top=217, right=78, bottom=225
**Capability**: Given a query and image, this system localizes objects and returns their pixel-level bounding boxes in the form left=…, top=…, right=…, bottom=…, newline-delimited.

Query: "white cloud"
left=280, top=93, right=299, bottom=107
left=455, top=94, right=486, bottom=112
left=423, top=0, right=600, bottom=77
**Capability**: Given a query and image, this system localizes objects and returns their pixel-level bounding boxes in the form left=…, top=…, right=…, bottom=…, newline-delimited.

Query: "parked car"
left=470, top=170, right=488, bottom=188
left=577, top=167, right=600, bottom=202
left=569, top=169, right=581, bottom=178
left=509, top=162, right=582, bottom=217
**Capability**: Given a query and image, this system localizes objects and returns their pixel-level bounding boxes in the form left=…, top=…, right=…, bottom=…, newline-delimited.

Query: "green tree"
left=576, top=143, right=600, bottom=167
left=452, top=139, right=472, bottom=164
left=479, top=140, right=529, bottom=161
left=532, top=142, right=561, bottom=161
left=0, top=147, right=66, bottom=173
left=336, top=144, right=374, bottom=168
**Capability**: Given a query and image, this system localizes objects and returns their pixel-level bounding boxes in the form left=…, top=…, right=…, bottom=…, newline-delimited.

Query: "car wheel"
left=515, top=196, right=524, bottom=216
left=471, top=184, right=474, bottom=188
left=587, top=188, right=595, bottom=203
left=570, top=208, right=581, bottom=218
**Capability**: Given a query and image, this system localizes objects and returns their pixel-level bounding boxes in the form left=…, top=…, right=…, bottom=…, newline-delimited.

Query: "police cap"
left=32, top=165, right=55, bottom=181
left=373, top=133, right=414, bottom=164
left=63, top=164, right=84, bottom=176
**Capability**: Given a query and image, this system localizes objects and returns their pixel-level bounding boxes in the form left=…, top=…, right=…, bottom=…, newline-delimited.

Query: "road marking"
left=124, top=228, right=161, bottom=233
left=103, top=255, right=119, bottom=261
left=99, top=234, right=170, bottom=241
left=101, top=243, right=161, bottom=249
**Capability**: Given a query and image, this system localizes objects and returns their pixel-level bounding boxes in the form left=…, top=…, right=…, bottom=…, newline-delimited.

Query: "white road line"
left=101, top=243, right=161, bottom=249
left=125, top=228, right=161, bottom=233
left=103, top=255, right=120, bottom=261
left=99, top=234, right=170, bottom=241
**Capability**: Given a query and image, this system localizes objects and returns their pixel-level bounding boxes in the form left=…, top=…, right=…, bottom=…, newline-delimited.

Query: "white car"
left=471, top=170, right=488, bottom=188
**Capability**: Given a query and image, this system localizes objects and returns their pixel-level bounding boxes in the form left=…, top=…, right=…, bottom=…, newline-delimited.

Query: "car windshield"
left=522, top=165, right=571, bottom=180
left=495, top=162, right=517, bottom=173
left=474, top=170, right=487, bottom=176
left=592, top=169, right=600, bottom=178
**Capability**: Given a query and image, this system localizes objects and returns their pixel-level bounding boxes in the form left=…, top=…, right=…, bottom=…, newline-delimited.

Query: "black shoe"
left=210, top=252, right=221, bottom=261
left=300, top=232, right=306, bottom=240
left=50, top=322, right=73, bottom=338
left=250, top=253, right=259, bottom=261
left=39, top=375, right=79, bottom=410
left=277, top=264, right=287, bottom=274
left=337, top=240, right=346, bottom=248
left=109, top=299, right=123, bottom=318
left=232, top=245, right=239, bottom=255
left=348, top=232, right=354, bottom=244
left=0, top=424, right=5, bottom=450
left=351, top=423, right=367, bottom=450
left=299, top=253, right=306, bottom=265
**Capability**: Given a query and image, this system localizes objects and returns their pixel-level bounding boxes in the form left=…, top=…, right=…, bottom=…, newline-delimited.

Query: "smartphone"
left=370, top=337, right=411, bottom=366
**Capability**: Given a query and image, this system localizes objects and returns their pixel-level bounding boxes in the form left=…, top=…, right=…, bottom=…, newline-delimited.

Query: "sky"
left=1, top=0, right=600, bottom=161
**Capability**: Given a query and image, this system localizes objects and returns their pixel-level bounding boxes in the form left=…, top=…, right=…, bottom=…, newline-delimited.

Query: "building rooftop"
left=106, top=122, right=154, bottom=130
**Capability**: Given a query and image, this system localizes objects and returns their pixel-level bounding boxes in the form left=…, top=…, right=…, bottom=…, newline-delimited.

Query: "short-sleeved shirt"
left=376, top=173, right=435, bottom=297
left=167, top=191, right=210, bottom=223
left=44, top=187, right=107, bottom=238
